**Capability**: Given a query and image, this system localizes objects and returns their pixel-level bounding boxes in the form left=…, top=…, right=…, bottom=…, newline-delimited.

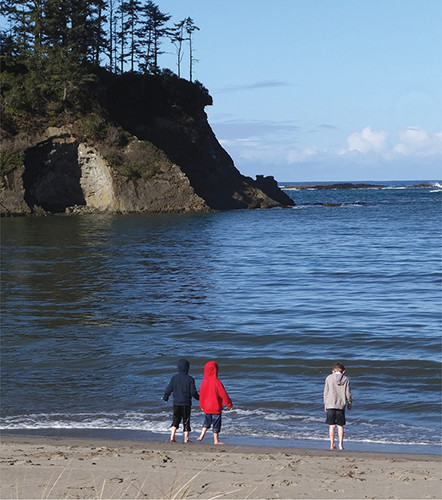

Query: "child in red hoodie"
left=197, top=360, right=233, bottom=445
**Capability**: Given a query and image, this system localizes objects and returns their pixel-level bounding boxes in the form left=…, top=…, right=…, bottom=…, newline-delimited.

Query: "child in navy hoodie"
left=162, top=359, right=199, bottom=443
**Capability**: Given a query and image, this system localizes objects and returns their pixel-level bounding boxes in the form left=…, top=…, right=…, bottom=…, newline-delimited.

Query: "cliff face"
left=1, top=133, right=210, bottom=215
left=0, top=72, right=294, bottom=215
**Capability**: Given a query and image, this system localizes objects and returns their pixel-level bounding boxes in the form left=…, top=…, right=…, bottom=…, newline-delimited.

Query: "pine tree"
left=185, top=17, right=199, bottom=82
left=122, top=0, right=142, bottom=72
left=88, top=0, right=108, bottom=66
left=170, top=19, right=186, bottom=78
left=139, top=1, right=171, bottom=74
left=1, top=0, right=45, bottom=63
left=106, top=0, right=119, bottom=73
left=116, top=0, right=129, bottom=73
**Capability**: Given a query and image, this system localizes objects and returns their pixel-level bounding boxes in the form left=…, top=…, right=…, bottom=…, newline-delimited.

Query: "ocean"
left=1, top=180, right=441, bottom=454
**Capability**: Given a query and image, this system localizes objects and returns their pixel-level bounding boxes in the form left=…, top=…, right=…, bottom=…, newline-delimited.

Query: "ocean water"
left=1, top=181, right=441, bottom=454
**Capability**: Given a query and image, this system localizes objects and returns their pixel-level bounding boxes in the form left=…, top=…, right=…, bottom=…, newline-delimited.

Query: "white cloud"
left=216, top=80, right=291, bottom=94
left=342, top=126, right=388, bottom=154
left=393, top=127, right=442, bottom=156
left=287, top=147, right=320, bottom=164
left=216, top=122, right=442, bottom=181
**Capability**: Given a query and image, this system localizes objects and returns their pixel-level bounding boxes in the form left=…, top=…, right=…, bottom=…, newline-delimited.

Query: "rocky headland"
left=0, top=71, right=294, bottom=216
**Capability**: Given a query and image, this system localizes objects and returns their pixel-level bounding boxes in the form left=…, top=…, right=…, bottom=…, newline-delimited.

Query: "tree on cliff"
left=170, top=19, right=186, bottom=79
left=0, top=0, right=203, bottom=137
left=139, top=1, right=171, bottom=74
left=0, top=0, right=197, bottom=78
left=184, top=17, right=199, bottom=82
left=122, top=0, right=142, bottom=73
left=1, top=0, right=45, bottom=63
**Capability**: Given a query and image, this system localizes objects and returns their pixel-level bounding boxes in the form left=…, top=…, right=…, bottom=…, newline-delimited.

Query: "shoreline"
left=2, top=427, right=441, bottom=456
left=1, top=435, right=441, bottom=499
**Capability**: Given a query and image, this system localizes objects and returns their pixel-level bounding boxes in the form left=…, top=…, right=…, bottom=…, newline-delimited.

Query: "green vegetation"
left=1, top=1, right=199, bottom=78
left=0, top=1, right=208, bottom=182
left=103, top=139, right=171, bottom=180
left=0, top=150, right=25, bottom=177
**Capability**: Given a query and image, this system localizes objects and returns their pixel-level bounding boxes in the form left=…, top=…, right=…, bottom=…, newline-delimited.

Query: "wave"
left=2, top=410, right=440, bottom=448
left=0, top=411, right=171, bottom=434
left=292, top=202, right=366, bottom=209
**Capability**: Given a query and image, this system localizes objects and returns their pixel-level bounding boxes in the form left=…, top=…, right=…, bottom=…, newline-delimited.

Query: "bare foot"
left=339, top=445, right=344, bottom=450
left=214, top=441, right=225, bottom=445
left=197, top=436, right=203, bottom=441
left=330, top=443, right=336, bottom=450
left=170, top=439, right=176, bottom=443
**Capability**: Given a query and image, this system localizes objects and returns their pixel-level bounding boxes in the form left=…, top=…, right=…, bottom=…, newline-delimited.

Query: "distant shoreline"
left=281, top=182, right=434, bottom=190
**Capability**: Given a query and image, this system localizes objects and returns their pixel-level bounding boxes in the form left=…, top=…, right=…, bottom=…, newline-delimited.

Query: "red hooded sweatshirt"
left=199, top=361, right=233, bottom=414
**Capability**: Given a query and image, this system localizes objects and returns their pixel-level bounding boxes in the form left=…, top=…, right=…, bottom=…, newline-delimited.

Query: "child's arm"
left=346, top=380, right=352, bottom=410
left=191, top=379, right=199, bottom=401
left=323, top=377, right=329, bottom=411
left=218, top=381, right=233, bottom=409
left=162, top=378, right=173, bottom=402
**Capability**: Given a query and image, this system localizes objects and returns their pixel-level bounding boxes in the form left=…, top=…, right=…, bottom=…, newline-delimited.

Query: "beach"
left=1, top=436, right=440, bottom=499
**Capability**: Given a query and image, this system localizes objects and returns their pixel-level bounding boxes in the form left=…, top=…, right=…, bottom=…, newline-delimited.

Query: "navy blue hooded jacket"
left=163, top=359, right=199, bottom=406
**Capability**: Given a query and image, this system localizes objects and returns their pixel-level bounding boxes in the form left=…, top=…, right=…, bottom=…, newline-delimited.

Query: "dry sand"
left=1, top=436, right=440, bottom=499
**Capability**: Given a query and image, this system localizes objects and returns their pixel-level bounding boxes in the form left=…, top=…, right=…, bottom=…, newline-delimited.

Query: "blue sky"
left=160, top=0, right=441, bottom=182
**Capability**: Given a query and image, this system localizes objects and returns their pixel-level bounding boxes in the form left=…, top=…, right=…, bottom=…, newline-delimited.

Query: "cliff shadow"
left=23, top=137, right=86, bottom=213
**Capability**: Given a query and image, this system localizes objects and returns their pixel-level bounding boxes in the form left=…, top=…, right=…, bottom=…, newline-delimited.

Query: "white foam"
left=1, top=411, right=440, bottom=448
left=0, top=412, right=170, bottom=435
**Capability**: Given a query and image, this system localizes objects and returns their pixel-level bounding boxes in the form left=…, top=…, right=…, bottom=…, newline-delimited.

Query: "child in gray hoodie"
left=324, top=362, right=352, bottom=450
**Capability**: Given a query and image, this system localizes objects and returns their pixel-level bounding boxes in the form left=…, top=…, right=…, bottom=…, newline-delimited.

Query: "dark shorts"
left=202, top=413, right=222, bottom=433
left=172, top=405, right=191, bottom=431
left=325, top=409, right=346, bottom=426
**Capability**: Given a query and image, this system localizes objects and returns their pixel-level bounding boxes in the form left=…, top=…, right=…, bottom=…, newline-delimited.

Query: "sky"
left=159, top=0, right=441, bottom=182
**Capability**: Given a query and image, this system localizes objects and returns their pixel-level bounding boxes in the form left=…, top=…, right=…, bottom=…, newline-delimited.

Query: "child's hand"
left=348, top=403, right=352, bottom=410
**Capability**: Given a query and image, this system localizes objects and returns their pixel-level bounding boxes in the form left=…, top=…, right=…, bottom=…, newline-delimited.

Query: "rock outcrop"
left=1, top=72, right=294, bottom=216
left=5, top=134, right=209, bottom=215
left=283, top=183, right=385, bottom=190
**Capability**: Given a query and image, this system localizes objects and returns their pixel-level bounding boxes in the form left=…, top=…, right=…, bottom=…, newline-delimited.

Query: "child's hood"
left=204, top=360, right=218, bottom=378
left=333, top=371, right=347, bottom=385
left=177, top=359, right=190, bottom=375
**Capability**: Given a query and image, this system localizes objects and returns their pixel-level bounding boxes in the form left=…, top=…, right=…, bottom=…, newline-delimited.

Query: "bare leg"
left=329, top=425, right=336, bottom=449
left=197, top=427, right=207, bottom=441
left=337, top=425, right=344, bottom=450
left=213, top=432, right=224, bottom=445
left=184, top=430, right=190, bottom=443
left=170, top=426, right=177, bottom=443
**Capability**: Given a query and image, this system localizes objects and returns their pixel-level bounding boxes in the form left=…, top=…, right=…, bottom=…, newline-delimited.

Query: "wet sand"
left=1, top=436, right=441, bottom=499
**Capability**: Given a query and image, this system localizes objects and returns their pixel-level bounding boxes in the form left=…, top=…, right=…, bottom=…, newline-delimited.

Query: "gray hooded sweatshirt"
left=324, top=371, right=352, bottom=410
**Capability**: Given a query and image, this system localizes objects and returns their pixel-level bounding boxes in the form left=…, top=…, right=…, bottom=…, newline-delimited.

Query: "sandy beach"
left=1, top=436, right=440, bottom=499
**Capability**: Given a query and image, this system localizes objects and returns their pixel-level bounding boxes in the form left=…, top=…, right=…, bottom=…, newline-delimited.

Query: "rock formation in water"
left=283, top=183, right=386, bottom=190
left=0, top=72, right=294, bottom=216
